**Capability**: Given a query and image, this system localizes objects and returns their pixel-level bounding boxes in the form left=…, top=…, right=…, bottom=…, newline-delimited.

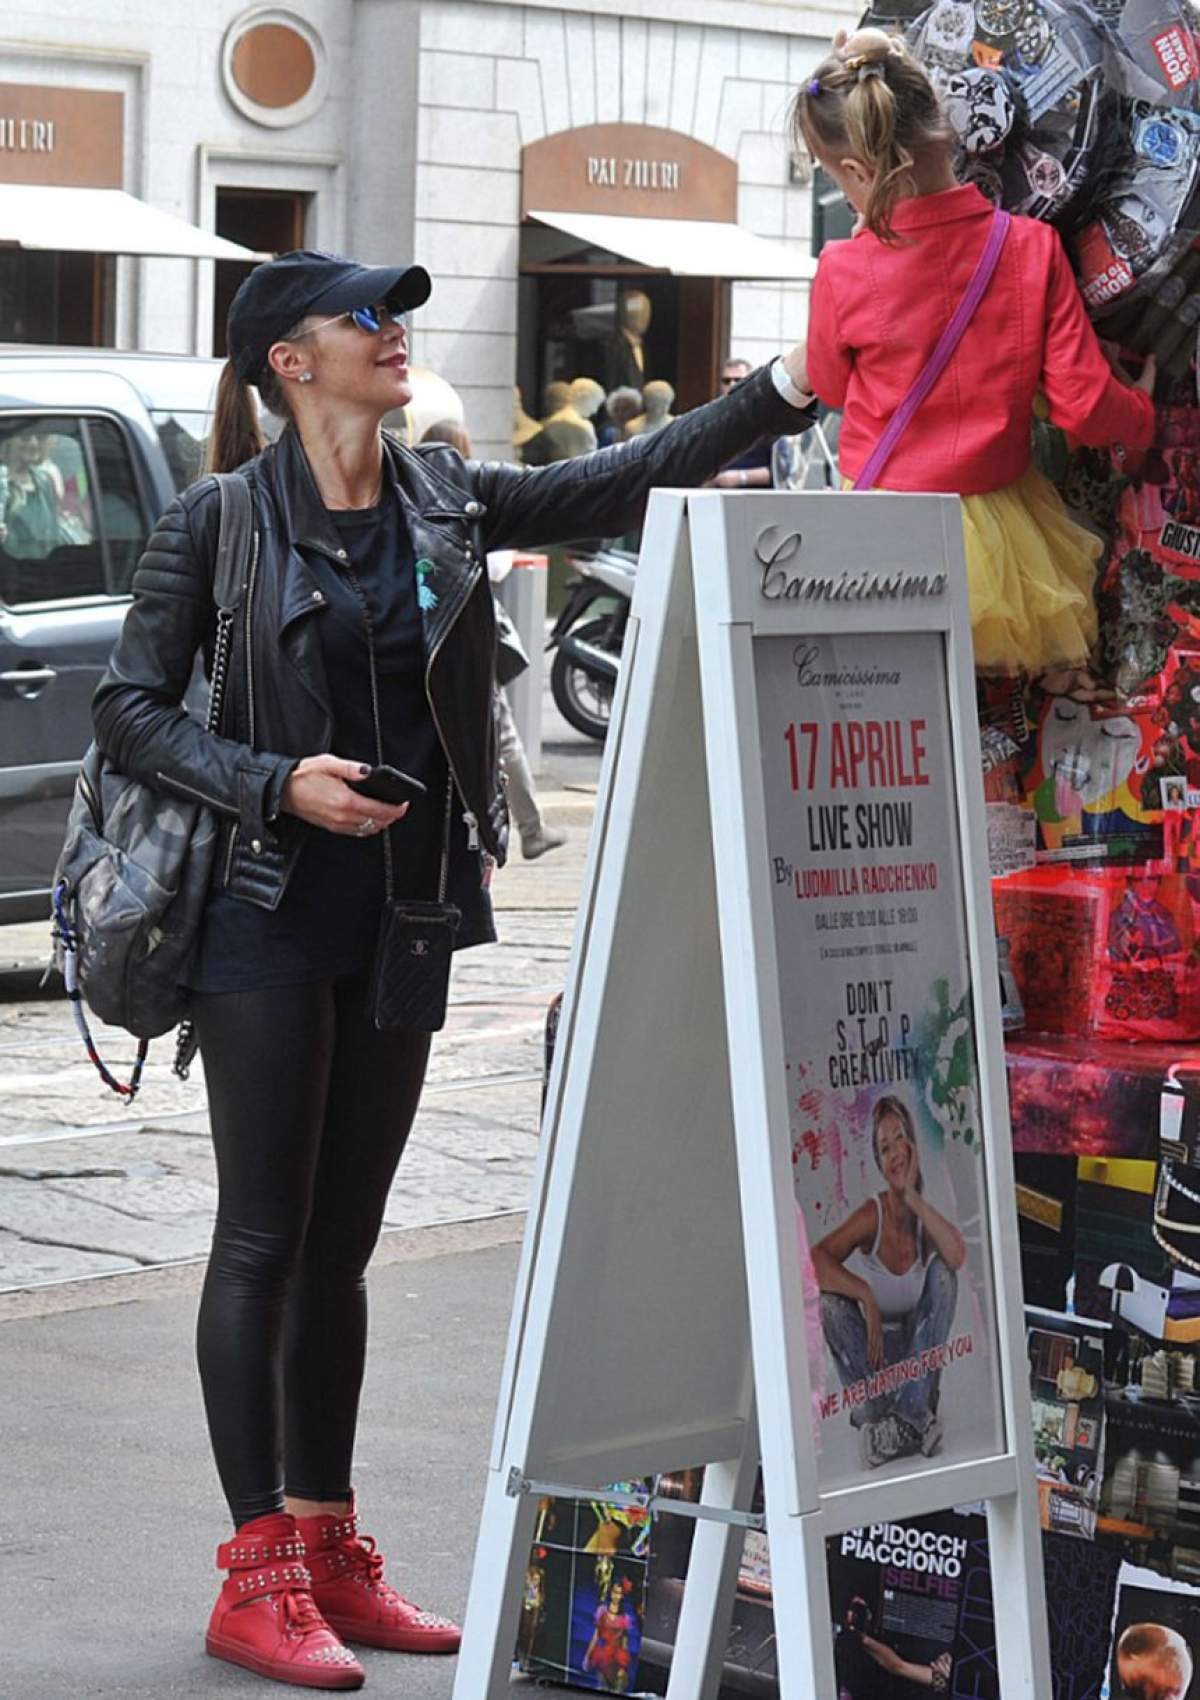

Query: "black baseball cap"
left=227, top=249, right=433, bottom=384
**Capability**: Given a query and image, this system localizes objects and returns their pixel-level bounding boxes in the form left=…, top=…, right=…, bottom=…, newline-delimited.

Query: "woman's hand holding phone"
left=281, top=755, right=411, bottom=835
left=346, top=764, right=427, bottom=806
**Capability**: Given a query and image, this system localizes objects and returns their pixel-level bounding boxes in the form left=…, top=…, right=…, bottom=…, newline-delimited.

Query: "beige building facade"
left=0, top=0, right=854, bottom=456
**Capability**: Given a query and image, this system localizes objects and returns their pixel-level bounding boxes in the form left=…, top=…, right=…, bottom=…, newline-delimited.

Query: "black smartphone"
left=347, top=764, right=428, bottom=805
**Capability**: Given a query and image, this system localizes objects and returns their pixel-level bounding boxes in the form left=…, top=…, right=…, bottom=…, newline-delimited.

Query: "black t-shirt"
left=187, top=492, right=448, bottom=993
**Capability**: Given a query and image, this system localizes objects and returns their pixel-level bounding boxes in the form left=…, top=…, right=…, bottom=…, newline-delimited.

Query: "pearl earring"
left=298, top=372, right=314, bottom=384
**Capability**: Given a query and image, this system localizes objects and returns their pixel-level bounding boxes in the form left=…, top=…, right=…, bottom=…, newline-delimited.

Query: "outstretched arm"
left=862, top=1634, right=947, bottom=1685
left=470, top=355, right=815, bottom=550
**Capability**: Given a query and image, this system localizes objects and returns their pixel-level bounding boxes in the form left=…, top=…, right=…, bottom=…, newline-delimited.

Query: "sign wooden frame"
left=452, top=489, right=1050, bottom=1699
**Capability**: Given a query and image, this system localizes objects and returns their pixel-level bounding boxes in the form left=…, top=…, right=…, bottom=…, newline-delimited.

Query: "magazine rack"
left=452, top=489, right=1050, bottom=1698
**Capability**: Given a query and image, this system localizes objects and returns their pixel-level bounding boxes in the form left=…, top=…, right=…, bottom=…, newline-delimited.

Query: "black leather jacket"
left=93, top=361, right=813, bottom=918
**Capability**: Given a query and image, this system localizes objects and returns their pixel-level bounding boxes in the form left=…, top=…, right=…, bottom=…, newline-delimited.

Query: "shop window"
left=517, top=269, right=725, bottom=438
left=0, top=414, right=148, bottom=606
left=0, top=250, right=114, bottom=346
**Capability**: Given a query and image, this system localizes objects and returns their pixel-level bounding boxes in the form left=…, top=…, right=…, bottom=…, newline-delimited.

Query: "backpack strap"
left=853, top=209, right=1011, bottom=492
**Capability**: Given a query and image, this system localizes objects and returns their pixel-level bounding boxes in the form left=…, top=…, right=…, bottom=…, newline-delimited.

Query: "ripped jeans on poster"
left=822, top=1257, right=958, bottom=1442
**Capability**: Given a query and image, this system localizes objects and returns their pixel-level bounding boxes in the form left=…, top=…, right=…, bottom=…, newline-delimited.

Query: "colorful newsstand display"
left=516, top=2, right=1200, bottom=1693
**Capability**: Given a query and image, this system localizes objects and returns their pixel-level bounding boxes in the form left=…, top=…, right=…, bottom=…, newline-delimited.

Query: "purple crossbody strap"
left=853, top=209, right=1011, bottom=491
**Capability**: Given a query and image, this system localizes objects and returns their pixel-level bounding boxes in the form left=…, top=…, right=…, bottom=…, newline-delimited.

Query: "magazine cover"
left=755, top=630, right=1004, bottom=1486
left=518, top=1487, right=652, bottom=1693
left=826, top=1512, right=968, bottom=1696
left=640, top=1504, right=1120, bottom=1699
left=1103, top=1562, right=1200, bottom=1700
left=1026, top=1308, right=1107, bottom=1539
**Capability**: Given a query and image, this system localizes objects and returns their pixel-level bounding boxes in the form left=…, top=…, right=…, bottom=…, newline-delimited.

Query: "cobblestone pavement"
left=0, top=719, right=600, bottom=1292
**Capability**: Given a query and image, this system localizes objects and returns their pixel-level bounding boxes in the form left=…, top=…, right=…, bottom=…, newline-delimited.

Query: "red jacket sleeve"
left=806, top=250, right=853, bottom=409
left=1040, top=231, right=1154, bottom=450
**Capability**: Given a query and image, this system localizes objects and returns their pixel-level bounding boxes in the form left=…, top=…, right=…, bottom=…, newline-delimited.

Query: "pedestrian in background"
left=420, top=417, right=565, bottom=860
left=711, top=357, right=777, bottom=489
left=93, top=245, right=815, bottom=1690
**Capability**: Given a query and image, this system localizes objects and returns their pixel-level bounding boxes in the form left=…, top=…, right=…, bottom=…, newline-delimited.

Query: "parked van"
left=0, top=347, right=463, bottom=924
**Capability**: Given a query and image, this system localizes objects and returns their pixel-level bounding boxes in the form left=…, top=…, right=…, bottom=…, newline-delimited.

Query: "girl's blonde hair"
left=790, top=28, right=954, bottom=243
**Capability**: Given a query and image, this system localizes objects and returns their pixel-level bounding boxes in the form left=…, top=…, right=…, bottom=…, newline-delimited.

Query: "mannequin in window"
left=568, top=377, right=606, bottom=441
left=627, top=380, right=675, bottom=439
left=523, top=380, right=596, bottom=464
left=512, top=386, right=542, bottom=462
left=600, top=386, right=643, bottom=447
left=605, top=290, right=652, bottom=392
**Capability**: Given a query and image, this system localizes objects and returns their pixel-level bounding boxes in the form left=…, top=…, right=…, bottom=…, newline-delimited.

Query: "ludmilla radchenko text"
left=756, top=628, right=1002, bottom=1490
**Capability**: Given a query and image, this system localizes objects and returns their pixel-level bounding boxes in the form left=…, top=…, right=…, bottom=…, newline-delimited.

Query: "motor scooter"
left=547, top=544, right=637, bottom=741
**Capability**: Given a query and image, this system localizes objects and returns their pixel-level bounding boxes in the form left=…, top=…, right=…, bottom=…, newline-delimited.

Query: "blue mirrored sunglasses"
left=296, top=302, right=410, bottom=339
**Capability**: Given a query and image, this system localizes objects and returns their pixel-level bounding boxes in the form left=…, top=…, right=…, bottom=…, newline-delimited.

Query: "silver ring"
left=356, top=817, right=376, bottom=836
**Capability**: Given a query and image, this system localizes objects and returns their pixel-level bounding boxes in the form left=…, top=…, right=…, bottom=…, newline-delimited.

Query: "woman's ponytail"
left=208, top=361, right=264, bottom=474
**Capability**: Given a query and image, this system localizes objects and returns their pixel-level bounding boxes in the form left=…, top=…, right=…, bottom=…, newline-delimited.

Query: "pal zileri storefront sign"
left=521, top=121, right=737, bottom=223
left=450, top=487, right=1052, bottom=1699
left=0, top=82, right=122, bottom=189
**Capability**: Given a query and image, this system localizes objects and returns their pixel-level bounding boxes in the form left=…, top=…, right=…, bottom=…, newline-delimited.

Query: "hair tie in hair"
left=857, top=61, right=885, bottom=81
left=807, top=76, right=822, bottom=95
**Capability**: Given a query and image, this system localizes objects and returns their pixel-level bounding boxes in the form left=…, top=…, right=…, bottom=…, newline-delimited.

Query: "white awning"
left=0, top=184, right=264, bottom=261
left=527, top=209, right=815, bottom=282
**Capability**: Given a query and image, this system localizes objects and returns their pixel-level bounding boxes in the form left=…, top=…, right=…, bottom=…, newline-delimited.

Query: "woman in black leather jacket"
left=93, top=248, right=816, bottom=1692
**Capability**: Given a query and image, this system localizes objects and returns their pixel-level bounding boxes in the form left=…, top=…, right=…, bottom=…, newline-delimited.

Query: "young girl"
left=793, top=28, right=1157, bottom=677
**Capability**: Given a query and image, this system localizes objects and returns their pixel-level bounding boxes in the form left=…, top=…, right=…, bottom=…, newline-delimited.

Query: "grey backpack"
left=52, top=474, right=255, bottom=1045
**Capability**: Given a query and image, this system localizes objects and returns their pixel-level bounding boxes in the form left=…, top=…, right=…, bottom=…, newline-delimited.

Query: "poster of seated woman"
left=813, top=1095, right=967, bottom=1471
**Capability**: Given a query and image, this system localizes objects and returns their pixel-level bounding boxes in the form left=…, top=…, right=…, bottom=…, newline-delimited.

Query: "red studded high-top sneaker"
left=206, top=1511, right=365, bottom=1689
left=297, top=1498, right=462, bottom=1654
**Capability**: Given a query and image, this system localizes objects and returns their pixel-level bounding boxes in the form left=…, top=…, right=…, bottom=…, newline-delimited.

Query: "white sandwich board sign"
left=452, top=489, right=1050, bottom=1698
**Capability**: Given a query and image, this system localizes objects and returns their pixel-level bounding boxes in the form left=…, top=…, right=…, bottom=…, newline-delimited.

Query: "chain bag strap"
left=172, top=477, right=254, bottom=1077
left=52, top=474, right=255, bottom=1095
left=342, top=556, right=461, bottom=1033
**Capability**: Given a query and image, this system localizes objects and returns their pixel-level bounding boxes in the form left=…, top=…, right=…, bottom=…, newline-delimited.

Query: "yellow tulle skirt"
left=961, top=466, right=1101, bottom=676
left=847, top=466, right=1102, bottom=676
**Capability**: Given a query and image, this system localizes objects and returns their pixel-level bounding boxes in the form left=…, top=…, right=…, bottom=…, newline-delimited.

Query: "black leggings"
left=193, top=971, right=431, bottom=1527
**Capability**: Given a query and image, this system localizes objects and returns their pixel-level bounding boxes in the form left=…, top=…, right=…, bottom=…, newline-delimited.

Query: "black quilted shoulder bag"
left=51, top=474, right=256, bottom=1090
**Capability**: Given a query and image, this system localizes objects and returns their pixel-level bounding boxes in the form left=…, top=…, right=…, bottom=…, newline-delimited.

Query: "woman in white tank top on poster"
left=812, top=1095, right=966, bottom=1472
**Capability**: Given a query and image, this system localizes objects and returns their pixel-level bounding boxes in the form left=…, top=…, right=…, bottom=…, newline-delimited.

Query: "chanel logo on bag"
left=411, top=939, right=431, bottom=956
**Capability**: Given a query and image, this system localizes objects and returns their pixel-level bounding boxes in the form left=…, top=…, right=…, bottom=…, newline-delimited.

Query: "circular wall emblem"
left=222, top=8, right=328, bottom=128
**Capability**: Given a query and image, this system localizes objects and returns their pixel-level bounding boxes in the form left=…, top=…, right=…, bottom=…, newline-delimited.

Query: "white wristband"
left=770, top=356, right=815, bottom=411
